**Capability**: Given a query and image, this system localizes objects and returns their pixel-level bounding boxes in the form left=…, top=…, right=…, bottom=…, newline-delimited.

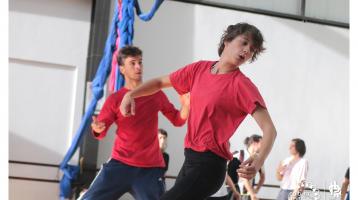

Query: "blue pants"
left=79, top=159, right=165, bottom=200
left=276, top=189, right=293, bottom=200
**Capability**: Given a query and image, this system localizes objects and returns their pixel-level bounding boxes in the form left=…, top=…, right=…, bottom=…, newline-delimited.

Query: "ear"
left=119, top=65, right=125, bottom=75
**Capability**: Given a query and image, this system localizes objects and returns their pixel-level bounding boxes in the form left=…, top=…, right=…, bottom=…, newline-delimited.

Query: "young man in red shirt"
left=79, top=46, right=189, bottom=200
left=120, top=23, right=277, bottom=200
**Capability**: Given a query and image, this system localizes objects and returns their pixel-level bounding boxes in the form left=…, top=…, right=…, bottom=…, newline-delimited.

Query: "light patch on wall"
left=9, top=58, right=77, bottom=164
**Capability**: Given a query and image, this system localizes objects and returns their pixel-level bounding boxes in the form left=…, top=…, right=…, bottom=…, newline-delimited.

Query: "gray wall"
left=9, top=0, right=92, bottom=199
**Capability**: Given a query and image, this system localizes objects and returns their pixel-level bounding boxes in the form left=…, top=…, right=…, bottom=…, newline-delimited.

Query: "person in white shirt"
left=276, top=138, right=308, bottom=200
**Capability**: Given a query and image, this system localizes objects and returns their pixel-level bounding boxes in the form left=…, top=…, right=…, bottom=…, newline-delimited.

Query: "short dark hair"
left=292, top=138, right=306, bottom=157
left=158, top=128, right=168, bottom=137
left=218, top=23, right=265, bottom=62
left=244, top=134, right=262, bottom=147
left=117, top=45, right=142, bottom=66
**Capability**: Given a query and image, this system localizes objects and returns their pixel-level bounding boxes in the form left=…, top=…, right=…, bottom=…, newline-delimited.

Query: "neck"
left=247, top=147, right=254, bottom=155
left=215, top=58, right=239, bottom=74
left=124, top=80, right=142, bottom=90
left=293, top=154, right=301, bottom=160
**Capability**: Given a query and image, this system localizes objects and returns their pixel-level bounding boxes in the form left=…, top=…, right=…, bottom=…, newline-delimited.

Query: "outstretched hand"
left=237, top=155, right=261, bottom=180
left=120, top=93, right=136, bottom=117
left=91, top=116, right=106, bottom=133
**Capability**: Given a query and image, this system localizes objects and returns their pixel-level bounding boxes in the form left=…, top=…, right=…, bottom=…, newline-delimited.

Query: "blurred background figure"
left=341, top=167, right=349, bottom=200
left=158, top=128, right=170, bottom=191
left=276, top=138, right=308, bottom=200
left=236, top=135, right=265, bottom=200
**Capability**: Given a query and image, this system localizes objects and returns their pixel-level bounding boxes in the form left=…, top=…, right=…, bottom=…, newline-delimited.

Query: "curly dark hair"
left=218, top=23, right=265, bottom=62
left=117, top=45, right=142, bottom=66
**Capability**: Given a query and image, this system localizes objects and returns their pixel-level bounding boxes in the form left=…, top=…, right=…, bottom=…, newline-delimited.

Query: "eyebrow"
left=128, top=58, right=142, bottom=62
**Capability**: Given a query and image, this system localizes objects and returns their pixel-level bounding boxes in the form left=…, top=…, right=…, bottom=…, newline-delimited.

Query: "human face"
left=223, top=34, right=256, bottom=66
left=252, top=140, right=262, bottom=153
left=289, top=141, right=298, bottom=156
left=158, top=133, right=167, bottom=151
left=120, top=56, right=143, bottom=81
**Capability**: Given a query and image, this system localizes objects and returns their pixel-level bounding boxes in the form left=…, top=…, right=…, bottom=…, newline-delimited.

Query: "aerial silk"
left=59, top=0, right=164, bottom=199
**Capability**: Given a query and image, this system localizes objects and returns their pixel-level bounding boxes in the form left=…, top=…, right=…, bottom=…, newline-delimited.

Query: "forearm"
left=252, top=107, right=277, bottom=169
left=256, top=126, right=276, bottom=168
left=130, top=76, right=171, bottom=98
left=180, top=105, right=190, bottom=120
left=276, top=170, right=283, bottom=181
left=255, top=175, right=265, bottom=191
left=243, top=179, right=255, bottom=195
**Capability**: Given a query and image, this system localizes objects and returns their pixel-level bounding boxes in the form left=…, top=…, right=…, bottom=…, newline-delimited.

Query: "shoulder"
left=154, top=90, right=168, bottom=101
left=299, top=158, right=308, bottom=165
left=236, top=72, right=259, bottom=90
left=186, top=60, right=215, bottom=72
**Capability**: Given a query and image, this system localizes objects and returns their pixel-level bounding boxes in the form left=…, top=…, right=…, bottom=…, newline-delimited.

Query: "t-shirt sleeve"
left=298, top=160, right=309, bottom=183
left=92, top=93, right=118, bottom=140
left=237, top=77, right=267, bottom=114
left=169, top=61, right=199, bottom=95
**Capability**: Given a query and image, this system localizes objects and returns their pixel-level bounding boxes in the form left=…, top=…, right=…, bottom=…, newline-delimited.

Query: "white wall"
left=96, top=1, right=348, bottom=199
left=9, top=0, right=92, bottom=199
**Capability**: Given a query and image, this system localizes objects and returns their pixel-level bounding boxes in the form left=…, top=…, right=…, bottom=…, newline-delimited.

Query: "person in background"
left=276, top=138, right=308, bottom=200
left=158, top=128, right=170, bottom=191
left=80, top=46, right=190, bottom=200
left=236, top=135, right=265, bottom=200
left=341, top=167, right=349, bottom=200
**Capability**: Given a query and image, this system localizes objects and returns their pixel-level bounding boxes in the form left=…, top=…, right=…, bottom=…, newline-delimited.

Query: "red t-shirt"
left=93, top=87, right=186, bottom=168
left=169, top=60, right=266, bottom=160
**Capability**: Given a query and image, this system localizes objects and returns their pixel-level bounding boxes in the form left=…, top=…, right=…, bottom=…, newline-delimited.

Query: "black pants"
left=160, top=148, right=227, bottom=200
left=206, top=195, right=229, bottom=200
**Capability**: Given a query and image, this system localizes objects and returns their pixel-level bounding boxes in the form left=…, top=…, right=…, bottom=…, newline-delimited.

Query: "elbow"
left=173, top=119, right=186, bottom=127
left=263, top=125, right=277, bottom=140
left=173, top=116, right=187, bottom=127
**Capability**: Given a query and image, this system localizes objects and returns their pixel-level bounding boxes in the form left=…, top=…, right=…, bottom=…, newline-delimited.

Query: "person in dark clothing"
left=158, top=128, right=170, bottom=190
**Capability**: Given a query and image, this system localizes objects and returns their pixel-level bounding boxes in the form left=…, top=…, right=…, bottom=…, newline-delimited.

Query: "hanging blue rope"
left=59, top=0, right=164, bottom=199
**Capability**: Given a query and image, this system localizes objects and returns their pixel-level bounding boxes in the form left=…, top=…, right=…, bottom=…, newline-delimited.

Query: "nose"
left=135, top=63, right=142, bottom=71
left=243, top=46, right=250, bottom=54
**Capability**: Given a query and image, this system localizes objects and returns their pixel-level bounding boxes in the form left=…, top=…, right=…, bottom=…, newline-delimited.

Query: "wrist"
left=126, top=91, right=134, bottom=98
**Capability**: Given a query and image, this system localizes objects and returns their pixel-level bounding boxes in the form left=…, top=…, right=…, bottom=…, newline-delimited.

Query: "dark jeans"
left=79, top=159, right=165, bottom=200
left=160, top=148, right=227, bottom=200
